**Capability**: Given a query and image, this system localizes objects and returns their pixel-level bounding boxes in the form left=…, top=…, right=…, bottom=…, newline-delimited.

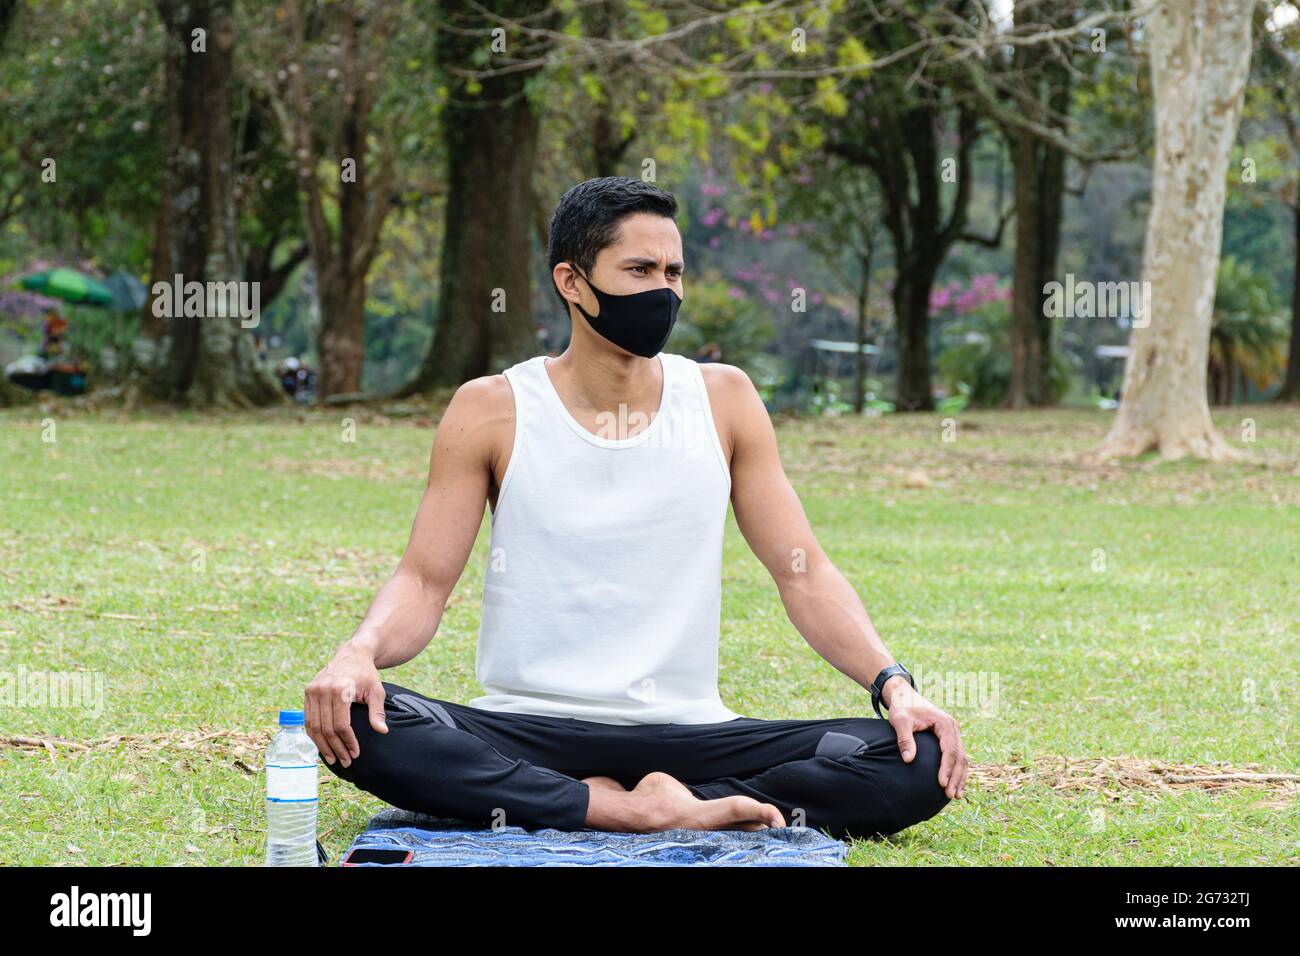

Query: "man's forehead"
left=604, top=215, right=682, bottom=257
left=599, top=236, right=684, bottom=269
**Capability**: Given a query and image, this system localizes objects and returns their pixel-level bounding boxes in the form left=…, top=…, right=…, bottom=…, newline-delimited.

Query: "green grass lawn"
left=2, top=399, right=1297, bottom=866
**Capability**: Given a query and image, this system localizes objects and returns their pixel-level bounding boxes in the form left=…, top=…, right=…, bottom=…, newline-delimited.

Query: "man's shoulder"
left=694, top=359, right=757, bottom=400
left=448, top=371, right=515, bottom=416
left=687, top=361, right=764, bottom=462
left=436, top=374, right=516, bottom=457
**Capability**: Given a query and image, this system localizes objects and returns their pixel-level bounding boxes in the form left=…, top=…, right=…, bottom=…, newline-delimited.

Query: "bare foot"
left=582, top=770, right=786, bottom=833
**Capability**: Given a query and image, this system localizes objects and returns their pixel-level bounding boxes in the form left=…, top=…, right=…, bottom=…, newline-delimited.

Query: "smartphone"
left=341, top=846, right=415, bottom=866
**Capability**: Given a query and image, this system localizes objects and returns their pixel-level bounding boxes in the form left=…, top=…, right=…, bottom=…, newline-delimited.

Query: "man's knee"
left=886, top=728, right=951, bottom=832
left=834, top=725, right=950, bottom=838
left=318, top=701, right=382, bottom=784
left=332, top=693, right=462, bottom=787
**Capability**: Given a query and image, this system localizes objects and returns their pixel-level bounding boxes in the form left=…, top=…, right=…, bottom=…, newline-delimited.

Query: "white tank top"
left=468, top=351, right=740, bottom=725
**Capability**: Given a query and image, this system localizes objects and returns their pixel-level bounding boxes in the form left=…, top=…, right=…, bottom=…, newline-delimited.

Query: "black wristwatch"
left=870, top=663, right=915, bottom=719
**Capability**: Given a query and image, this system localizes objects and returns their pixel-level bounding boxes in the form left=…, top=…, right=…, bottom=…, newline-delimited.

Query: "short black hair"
left=546, top=176, right=679, bottom=310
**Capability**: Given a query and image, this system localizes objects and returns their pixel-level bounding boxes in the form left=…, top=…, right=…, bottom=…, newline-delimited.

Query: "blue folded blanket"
left=341, top=808, right=847, bottom=867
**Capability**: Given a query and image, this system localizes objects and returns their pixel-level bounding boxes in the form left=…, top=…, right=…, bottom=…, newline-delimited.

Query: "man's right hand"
left=304, top=642, right=389, bottom=768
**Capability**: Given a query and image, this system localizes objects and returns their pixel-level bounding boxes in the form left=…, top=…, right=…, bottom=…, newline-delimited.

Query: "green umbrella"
left=17, top=268, right=114, bottom=307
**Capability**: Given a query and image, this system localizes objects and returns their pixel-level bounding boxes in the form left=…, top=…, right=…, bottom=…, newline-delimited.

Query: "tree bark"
left=1036, top=131, right=1066, bottom=400
left=1096, top=0, right=1255, bottom=460
left=892, top=253, right=939, bottom=411
left=318, top=268, right=368, bottom=398
left=271, top=0, right=397, bottom=400
left=136, top=27, right=179, bottom=373
left=1281, top=199, right=1300, bottom=400
left=1007, top=131, right=1045, bottom=409
left=150, top=0, right=281, bottom=407
left=403, top=0, right=550, bottom=393
left=1005, top=1, right=1071, bottom=409
left=1005, top=130, right=1067, bottom=408
left=853, top=249, right=871, bottom=414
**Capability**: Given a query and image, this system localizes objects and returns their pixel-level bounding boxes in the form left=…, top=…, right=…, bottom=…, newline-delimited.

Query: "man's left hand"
left=882, top=677, right=969, bottom=799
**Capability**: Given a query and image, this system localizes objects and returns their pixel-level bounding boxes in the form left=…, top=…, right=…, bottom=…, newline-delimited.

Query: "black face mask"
left=569, top=264, right=681, bottom=358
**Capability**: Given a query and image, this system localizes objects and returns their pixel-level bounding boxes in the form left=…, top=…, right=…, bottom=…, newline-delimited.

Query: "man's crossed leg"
left=323, top=681, right=951, bottom=842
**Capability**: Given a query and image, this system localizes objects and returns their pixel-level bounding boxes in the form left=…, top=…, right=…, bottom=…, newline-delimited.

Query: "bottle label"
left=266, top=763, right=317, bottom=802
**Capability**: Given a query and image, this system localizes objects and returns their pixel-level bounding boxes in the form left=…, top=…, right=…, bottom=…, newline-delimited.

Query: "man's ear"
left=552, top=261, right=582, bottom=306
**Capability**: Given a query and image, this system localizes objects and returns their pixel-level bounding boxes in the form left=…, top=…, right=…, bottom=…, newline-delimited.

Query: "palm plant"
left=1209, top=257, right=1289, bottom=405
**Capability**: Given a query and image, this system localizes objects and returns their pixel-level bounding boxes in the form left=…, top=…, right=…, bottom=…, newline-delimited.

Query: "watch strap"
left=871, top=663, right=915, bottom=719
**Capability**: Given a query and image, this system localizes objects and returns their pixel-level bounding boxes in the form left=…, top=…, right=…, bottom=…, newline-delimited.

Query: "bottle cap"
left=278, top=709, right=305, bottom=726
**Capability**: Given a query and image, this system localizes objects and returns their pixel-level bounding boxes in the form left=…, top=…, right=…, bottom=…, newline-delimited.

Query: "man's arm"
left=704, top=363, right=968, bottom=799
left=304, top=375, right=511, bottom=768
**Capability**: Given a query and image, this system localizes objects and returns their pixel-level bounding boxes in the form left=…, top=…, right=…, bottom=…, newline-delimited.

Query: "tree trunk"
left=271, top=0, right=397, bottom=401
left=315, top=21, right=373, bottom=400
left=150, top=0, right=280, bottom=407
left=404, top=0, right=549, bottom=393
left=1035, top=154, right=1066, bottom=401
left=142, top=37, right=177, bottom=347
left=1005, top=3, right=1071, bottom=409
left=854, top=249, right=871, bottom=414
left=893, top=255, right=939, bottom=412
left=133, top=29, right=179, bottom=384
left=1281, top=199, right=1300, bottom=400
left=1007, top=132, right=1044, bottom=409
left=0, top=0, right=18, bottom=46
left=827, top=16, right=982, bottom=415
left=1096, top=0, right=1255, bottom=461
left=1006, top=132, right=1067, bottom=408
left=317, top=271, right=367, bottom=398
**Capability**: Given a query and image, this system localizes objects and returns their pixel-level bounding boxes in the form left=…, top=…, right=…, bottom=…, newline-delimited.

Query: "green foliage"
left=672, top=276, right=775, bottom=368
left=1211, top=255, right=1290, bottom=390
left=0, top=0, right=166, bottom=262
left=937, top=302, right=1074, bottom=407
left=809, top=377, right=852, bottom=415
left=62, top=304, right=139, bottom=382
left=805, top=376, right=889, bottom=416
left=935, top=383, right=971, bottom=415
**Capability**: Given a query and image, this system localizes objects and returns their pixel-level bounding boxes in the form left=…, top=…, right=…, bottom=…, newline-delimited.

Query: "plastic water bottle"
left=265, top=709, right=319, bottom=866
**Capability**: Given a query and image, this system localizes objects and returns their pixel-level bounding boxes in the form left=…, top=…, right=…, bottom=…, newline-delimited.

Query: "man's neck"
left=546, top=336, right=662, bottom=416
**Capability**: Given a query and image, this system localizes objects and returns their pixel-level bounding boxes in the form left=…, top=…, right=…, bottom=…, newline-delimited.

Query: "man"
left=306, top=176, right=968, bottom=839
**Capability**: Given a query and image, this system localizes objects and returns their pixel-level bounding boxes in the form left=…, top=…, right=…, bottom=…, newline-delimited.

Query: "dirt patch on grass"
left=4, top=730, right=273, bottom=773
left=973, top=754, right=1300, bottom=801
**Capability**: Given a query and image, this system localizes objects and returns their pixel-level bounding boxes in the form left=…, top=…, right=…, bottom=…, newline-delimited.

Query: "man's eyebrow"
left=619, top=256, right=686, bottom=270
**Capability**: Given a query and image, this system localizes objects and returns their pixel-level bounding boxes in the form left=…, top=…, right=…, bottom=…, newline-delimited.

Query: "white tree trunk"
left=1096, top=0, right=1255, bottom=461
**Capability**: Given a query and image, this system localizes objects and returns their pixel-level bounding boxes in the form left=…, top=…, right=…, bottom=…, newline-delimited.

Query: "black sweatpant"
left=323, top=681, right=951, bottom=841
